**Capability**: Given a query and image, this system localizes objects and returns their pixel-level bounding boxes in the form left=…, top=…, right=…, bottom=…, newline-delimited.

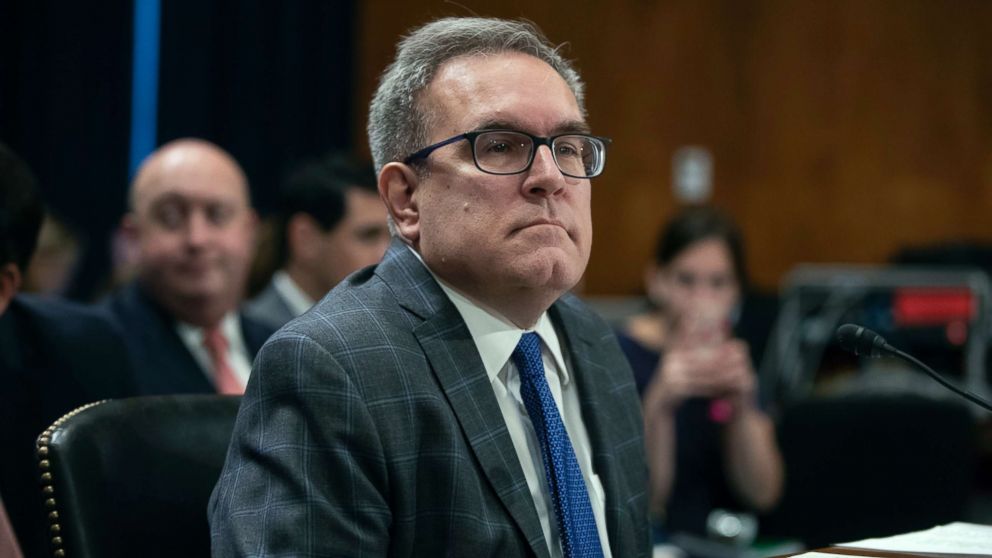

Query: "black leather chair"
left=759, top=394, right=977, bottom=548
left=35, top=395, right=242, bottom=558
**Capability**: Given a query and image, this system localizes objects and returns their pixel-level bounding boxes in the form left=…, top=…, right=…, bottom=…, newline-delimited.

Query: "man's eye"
left=153, top=204, right=185, bottom=229
left=710, top=275, right=732, bottom=290
left=555, top=142, right=580, bottom=158
left=675, top=272, right=697, bottom=288
left=206, top=205, right=234, bottom=226
left=484, top=140, right=518, bottom=154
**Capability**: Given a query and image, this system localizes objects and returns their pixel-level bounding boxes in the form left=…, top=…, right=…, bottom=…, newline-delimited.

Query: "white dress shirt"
left=175, top=312, right=253, bottom=390
left=431, top=274, right=614, bottom=558
left=271, top=270, right=317, bottom=317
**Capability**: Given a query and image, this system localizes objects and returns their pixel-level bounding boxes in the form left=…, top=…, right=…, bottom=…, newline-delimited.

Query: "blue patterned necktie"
left=511, top=332, right=604, bottom=558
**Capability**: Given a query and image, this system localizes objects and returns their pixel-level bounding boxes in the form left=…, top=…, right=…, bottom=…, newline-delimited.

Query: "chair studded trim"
left=36, top=400, right=109, bottom=558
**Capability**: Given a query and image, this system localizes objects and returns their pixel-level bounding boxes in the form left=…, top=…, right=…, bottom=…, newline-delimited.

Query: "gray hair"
left=367, top=17, right=586, bottom=174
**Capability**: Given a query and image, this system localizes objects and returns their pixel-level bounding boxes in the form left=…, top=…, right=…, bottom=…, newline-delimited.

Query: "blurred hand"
left=644, top=335, right=755, bottom=418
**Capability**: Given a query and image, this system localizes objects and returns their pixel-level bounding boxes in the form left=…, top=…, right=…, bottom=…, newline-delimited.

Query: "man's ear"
left=0, top=262, right=23, bottom=316
left=120, top=212, right=139, bottom=242
left=378, top=162, right=422, bottom=245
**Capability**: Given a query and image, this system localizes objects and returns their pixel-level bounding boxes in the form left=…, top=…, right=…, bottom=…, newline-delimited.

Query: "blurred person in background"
left=244, top=153, right=389, bottom=329
left=103, top=138, right=274, bottom=395
left=0, top=142, right=135, bottom=557
left=21, top=215, right=80, bottom=296
left=616, top=206, right=783, bottom=540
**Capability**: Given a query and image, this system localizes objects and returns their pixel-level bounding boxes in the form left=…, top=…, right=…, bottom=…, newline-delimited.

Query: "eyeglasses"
left=403, top=129, right=611, bottom=179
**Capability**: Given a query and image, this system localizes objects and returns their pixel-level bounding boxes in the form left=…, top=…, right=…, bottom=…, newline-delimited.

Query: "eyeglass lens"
left=473, top=131, right=603, bottom=177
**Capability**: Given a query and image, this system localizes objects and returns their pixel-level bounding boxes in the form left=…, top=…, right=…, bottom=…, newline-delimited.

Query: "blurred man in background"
left=0, top=142, right=135, bottom=557
left=245, top=154, right=389, bottom=329
left=104, top=138, right=274, bottom=395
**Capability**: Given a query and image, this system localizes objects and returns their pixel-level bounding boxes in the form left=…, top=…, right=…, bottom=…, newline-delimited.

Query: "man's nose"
left=184, top=211, right=212, bottom=246
left=521, top=145, right=566, bottom=198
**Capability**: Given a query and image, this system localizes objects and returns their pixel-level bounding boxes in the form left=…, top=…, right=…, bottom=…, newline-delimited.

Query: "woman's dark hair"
left=654, top=205, right=748, bottom=289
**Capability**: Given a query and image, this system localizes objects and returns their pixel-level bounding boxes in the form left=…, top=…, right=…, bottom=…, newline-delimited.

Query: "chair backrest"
left=759, top=394, right=977, bottom=548
left=35, top=395, right=242, bottom=558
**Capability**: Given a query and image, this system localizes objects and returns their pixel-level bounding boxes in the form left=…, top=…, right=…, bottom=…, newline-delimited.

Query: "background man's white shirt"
left=271, top=270, right=316, bottom=317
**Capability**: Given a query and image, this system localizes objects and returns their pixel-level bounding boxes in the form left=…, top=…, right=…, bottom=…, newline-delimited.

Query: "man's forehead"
left=133, top=158, right=247, bottom=211
left=425, top=52, right=584, bottom=136
left=143, top=184, right=246, bottom=207
left=133, top=176, right=249, bottom=218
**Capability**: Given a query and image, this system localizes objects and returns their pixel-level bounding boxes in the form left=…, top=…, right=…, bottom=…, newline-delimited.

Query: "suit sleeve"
left=209, top=331, right=391, bottom=557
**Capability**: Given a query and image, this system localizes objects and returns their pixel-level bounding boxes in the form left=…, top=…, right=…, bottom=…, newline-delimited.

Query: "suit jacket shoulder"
left=102, top=282, right=211, bottom=394
left=7, top=295, right=137, bottom=404
left=0, top=295, right=136, bottom=557
left=103, top=282, right=275, bottom=395
left=104, top=282, right=277, bottom=395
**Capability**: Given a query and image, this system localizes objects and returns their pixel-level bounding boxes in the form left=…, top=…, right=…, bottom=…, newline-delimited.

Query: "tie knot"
left=512, top=332, right=544, bottom=381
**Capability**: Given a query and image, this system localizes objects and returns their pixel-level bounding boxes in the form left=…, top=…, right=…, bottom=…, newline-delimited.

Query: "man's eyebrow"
left=551, top=120, right=592, bottom=135
left=146, top=192, right=187, bottom=208
left=472, top=119, right=520, bottom=131
left=472, top=119, right=592, bottom=135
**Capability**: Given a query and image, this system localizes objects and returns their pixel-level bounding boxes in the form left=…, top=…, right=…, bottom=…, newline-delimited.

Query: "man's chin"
left=165, top=283, right=228, bottom=307
left=510, top=253, right=584, bottom=293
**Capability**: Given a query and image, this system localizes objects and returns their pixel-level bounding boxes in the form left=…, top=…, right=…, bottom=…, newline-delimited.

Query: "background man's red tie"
left=203, top=327, right=244, bottom=395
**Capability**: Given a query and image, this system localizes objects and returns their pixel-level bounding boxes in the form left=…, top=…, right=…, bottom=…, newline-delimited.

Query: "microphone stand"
left=888, top=347, right=992, bottom=412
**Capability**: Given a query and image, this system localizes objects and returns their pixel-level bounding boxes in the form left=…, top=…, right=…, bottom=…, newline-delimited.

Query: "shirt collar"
left=272, top=270, right=317, bottom=316
left=405, top=245, right=569, bottom=385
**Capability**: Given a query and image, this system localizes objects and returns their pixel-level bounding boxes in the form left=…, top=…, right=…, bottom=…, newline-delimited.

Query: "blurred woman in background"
left=617, top=206, right=783, bottom=539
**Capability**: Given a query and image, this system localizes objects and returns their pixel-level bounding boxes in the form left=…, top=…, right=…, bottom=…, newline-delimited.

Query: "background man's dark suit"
left=0, top=295, right=136, bottom=557
left=210, top=241, right=650, bottom=557
left=102, top=281, right=274, bottom=395
left=242, top=282, right=294, bottom=330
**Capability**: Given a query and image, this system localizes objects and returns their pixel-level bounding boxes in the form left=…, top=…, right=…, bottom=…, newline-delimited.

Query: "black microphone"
left=835, top=323, right=992, bottom=412
left=836, top=323, right=894, bottom=358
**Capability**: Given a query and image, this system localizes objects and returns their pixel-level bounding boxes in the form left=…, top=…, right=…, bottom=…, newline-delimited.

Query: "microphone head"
left=836, top=323, right=889, bottom=358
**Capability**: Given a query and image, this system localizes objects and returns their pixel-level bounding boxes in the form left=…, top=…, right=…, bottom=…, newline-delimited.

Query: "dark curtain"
left=0, top=2, right=133, bottom=301
left=158, top=0, right=355, bottom=212
left=0, top=0, right=355, bottom=300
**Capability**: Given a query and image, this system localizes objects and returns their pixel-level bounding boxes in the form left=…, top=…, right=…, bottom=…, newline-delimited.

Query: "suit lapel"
left=120, top=283, right=215, bottom=394
left=378, top=241, right=551, bottom=558
left=551, top=299, right=636, bottom=558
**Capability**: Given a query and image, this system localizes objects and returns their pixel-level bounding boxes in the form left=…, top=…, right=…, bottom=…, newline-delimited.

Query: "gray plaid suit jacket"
left=209, top=239, right=650, bottom=557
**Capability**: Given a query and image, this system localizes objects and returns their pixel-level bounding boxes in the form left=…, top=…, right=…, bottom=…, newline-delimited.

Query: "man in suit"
left=210, top=17, right=650, bottom=557
left=244, top=153, right=389, bottom=329
left=104, top=139, right=274, bottom=395
left=0, top=143, right=135, bottom=557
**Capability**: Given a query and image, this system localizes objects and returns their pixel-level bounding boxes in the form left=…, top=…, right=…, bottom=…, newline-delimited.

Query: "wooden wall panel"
left=354, top=0, right=992, bottom=294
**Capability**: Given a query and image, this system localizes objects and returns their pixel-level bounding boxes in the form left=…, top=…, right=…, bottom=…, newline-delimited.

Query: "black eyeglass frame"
left=402, top=129, right=612, bottom=179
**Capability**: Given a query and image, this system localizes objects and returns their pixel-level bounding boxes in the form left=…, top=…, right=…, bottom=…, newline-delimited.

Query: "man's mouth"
left=517, top=217, right=567, bottom=231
